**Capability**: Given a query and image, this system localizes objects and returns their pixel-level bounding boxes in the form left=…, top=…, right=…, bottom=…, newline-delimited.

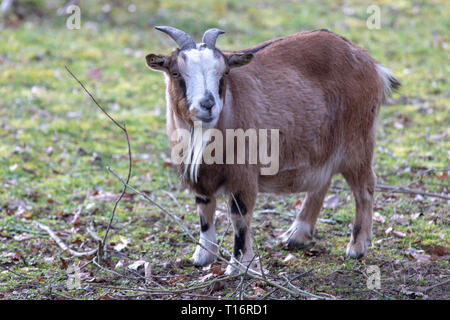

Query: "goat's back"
left=224, top=30, right=384, bottom=192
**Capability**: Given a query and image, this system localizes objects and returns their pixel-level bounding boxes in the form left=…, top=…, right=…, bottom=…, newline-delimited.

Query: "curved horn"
left=202, top=28, right=225, bottom=49
left=155, top=26, right=196, bottom=50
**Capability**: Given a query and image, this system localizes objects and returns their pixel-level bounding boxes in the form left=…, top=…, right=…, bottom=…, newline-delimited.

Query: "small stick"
left=0, top=264, right=34, bottom=280
left=260, top=266, right=317, bottom=300
left=161, top=190, right=183, bottom=208
left=33, top=221, right=97, bottom=257
left=332, top=184, right=449, bottom=200
left=375, top=184, right=450, bottom=201
left=87, top=222, right=103, bottom=243
left=89, top=272, right=245, bottom=295
left=255, top=209, right=284, bottom=215
left=422, top=278, right=450, bottom=293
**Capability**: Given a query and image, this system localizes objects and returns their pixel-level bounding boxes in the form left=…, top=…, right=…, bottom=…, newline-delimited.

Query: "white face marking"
left=179, top=47, right=226, bottom=128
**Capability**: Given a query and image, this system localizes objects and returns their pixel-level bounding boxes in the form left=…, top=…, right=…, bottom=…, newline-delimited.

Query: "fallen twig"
left=331, top=184, right=449, bottom=200
left=255, top=209, right=284, bottom=215
left=0, top=264, right=34, bottom=280
left=260, top=267, right=317, bottom=300
left=375, top=184, right=450, bottom=200
left=89, top=272, right=244, bottom=295
left=33, top=221, right=97, bottom=257
left=421, top=278, right=450, bottom=293
left=87, top=222, right=103, bottom=243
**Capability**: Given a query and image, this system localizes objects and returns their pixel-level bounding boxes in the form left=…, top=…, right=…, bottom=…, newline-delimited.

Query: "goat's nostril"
left=200, top=102, right=214, bottom=110
left=200, top=95, right=215, bottom=110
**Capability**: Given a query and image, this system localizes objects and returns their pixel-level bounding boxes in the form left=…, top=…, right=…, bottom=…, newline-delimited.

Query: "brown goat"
left=146, top=26, right=400, bottom=274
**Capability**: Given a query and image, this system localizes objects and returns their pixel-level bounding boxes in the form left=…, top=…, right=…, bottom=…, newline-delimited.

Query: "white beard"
left=183, top=123, right=211, bottom=183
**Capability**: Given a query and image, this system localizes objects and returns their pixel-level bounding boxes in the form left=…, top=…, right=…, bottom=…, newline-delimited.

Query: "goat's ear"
left=145, top=53, right=169, bottom=72
left=227, top=53, right=254, bottom=69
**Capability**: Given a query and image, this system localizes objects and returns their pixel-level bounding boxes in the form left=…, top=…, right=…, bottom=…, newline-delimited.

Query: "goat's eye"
left=171, top=72, right=180, bottom=78
left=224, top=69, right=230, bottom=75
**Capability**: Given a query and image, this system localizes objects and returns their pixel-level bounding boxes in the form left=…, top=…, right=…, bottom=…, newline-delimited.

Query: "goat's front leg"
left=192, top=196, right=217, bottom=266
left=225, top=191, right=259, bottom=275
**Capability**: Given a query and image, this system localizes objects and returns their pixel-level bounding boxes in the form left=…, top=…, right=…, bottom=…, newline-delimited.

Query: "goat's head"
left=146, top=26, right=254, bottom=128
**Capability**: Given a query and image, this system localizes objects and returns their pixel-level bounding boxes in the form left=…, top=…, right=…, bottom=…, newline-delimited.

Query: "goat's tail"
left=376, top=64, right=401, bottom=102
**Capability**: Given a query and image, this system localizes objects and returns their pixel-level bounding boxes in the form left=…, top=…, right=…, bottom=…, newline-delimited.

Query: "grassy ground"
left=0, top=0, right=448, bottom=300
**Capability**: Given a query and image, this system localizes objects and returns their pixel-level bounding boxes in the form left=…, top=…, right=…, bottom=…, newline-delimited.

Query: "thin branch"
left=375, top=184, right=450, bottom=201
left=260, top=266, right=317, bottom=300
left=0, top=264, right=34, bottom=280
left=65, top=66, right=125, bottom=131
left=161, top=190, right=183, bottom=208
left=33, top=221, right=97, bottom=257
left=332, top=184, right=449, bottom=200
left=65, top=65, right=132, bottom=261
left=87, top=222, right=103, bottom=243
left=89, top=272, right=244, bottom=295
left=422, top=278, right=450, bottom=293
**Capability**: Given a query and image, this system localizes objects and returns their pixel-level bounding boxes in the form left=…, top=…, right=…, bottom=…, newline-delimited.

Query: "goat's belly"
left=258, top=164, right=334, bottom=194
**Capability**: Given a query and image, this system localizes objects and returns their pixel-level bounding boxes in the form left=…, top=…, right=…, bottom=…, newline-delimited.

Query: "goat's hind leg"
left=192, top=196, right=218, bottom=266
left=280, top=181, right=330, bottom=249
left=343, top=167, right=375, bottom=259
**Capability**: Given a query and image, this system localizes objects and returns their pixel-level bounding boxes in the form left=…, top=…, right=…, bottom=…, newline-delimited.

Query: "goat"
left=145, top=26, right=400, bottom=274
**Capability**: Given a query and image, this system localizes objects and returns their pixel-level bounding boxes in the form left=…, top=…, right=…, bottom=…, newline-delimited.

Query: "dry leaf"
left=114, top=260, right=124, bottom=270
left=410, top=253, right=432, bottom=263
left=393, top=230, right=406, bottom=238
left=323, top=194, right=340, bottom=209
left=210, top=281, right=224, bottom=292
left=144, top=262, right=152, bottom=284
left=436, top=171, right=448, bottom=180
left=13, top=233, right=32, bottom=241
left=177, top=275, right=187, bottom=281
left=283, top=253, right=298, bottom=265
left=254, top=287, right=266, bottom=295
left=199, top=273, right=214, bottom=282
left=273, top=228, right=285, bottom=237
left=71, top=208, right=81, bottom=226
left=211, top=265, right=224, bottom=275
left=303, top=247, right=324, bottom=257
left=422, top=245, right=448, bottom=257
left=373, top=212, right=386, bottom=223
left=163, top=161, right=173, bottom=168
left=1, top=251, right=23, bottom=261
left=392, top=214, right=409, bottom=225
left=318, top=218, right=336, bottom=225
left=22, top=213, right=33, bottom=220
left=128, top=260, right=146, bottom=271
left=411, top=212, right=422, bottom=220
left=113, top=238, right=130, bottom=252
left=406, top=248, right=431, bottom=263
